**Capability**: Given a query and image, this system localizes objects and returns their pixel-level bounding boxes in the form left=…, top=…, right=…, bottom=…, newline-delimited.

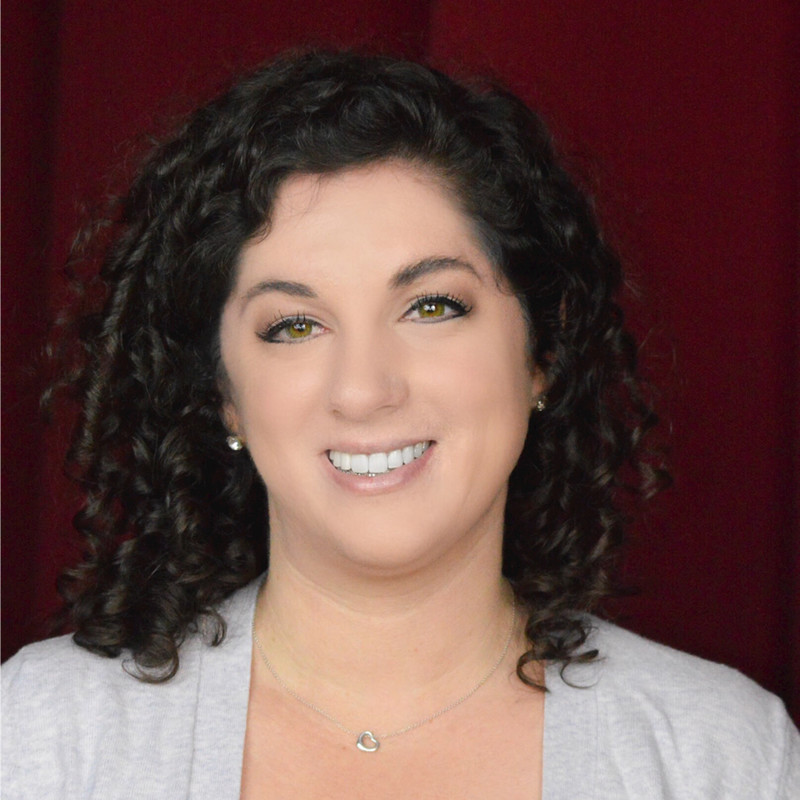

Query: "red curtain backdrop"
left=3, top=1, right=798, bottom=722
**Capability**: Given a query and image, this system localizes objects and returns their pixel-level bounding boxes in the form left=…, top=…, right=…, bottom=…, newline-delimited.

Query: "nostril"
left=326, top=363, right=409, bottom=420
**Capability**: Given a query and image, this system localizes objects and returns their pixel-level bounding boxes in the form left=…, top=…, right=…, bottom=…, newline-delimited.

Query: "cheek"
left=220, top=343, right=318, bottom=454
left=236, top=369, right=320, bottom=443
left=435, top=326, right=533, bottom=445
left=448, top=312, right=533, bottom=401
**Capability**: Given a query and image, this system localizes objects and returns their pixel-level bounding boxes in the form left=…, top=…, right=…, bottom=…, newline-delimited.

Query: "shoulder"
left=2, top=574, right=259, bottom=704
left=558, top=618, right=800, bottom=798
left=2, top=629, right=203, bottom=718
left=590, top=617, right=780, bottom=715
left=1, top=577, right=261, bottom=799
left=2, top=632, right=201, bottom=798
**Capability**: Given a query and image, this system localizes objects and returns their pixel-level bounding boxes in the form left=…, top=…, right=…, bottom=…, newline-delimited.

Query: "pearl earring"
left=226, top=435, right=244, bottom=451
left=534, top=395, right=547, bottom=412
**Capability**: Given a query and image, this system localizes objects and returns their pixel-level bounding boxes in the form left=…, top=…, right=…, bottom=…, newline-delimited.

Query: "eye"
left=405, top=294, right=472, bottom=322
left=258, top=314, right=324, bottom=343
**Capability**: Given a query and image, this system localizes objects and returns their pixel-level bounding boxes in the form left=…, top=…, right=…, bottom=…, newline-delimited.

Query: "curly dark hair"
left=54, top=49, right=668, bottom=683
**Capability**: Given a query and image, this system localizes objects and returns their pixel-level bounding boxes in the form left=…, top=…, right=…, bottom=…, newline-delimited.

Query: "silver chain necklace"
left=252, top=604, right=517, bottom=752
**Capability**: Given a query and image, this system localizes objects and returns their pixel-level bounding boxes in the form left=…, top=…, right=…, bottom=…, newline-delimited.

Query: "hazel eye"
left=259, top=315, right=323, bottom=343
left=419, top=300, right=447, bottom=318
left=287, top=320, right=313, bottom=339
left=406, top=294, right=471, bottom=323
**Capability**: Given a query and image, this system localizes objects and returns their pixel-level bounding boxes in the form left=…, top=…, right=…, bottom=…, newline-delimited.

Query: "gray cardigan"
left=3, top=577, right=798, bottom=798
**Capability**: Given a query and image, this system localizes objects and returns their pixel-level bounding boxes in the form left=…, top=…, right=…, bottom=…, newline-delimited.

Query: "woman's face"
left=219, top=161, right=542, bottom=577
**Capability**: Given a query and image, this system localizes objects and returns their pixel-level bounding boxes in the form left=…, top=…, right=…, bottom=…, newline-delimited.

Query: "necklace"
left=252, top=604, right=517, bottom=752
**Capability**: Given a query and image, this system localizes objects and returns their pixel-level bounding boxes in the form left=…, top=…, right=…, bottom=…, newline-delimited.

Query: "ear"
left=529, top=365, right=549, bottom=412
left=221, top=400, right=243, bottom=439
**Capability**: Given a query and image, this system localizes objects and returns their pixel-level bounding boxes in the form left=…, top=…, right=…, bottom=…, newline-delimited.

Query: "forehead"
left=273, top=162, right=470, bottom=237
left=238, top=162, right=486, bottom=276
left=274, top=160, right=453, bottom=212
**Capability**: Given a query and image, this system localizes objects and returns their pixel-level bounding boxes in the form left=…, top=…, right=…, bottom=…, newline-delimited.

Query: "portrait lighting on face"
left=219, top=162, right=540, bottom=579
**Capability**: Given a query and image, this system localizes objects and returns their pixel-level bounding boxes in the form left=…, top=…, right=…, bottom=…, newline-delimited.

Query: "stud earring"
left=226, top=435, right=244, bottom=451
left=534, top=395, right=547, bottom=412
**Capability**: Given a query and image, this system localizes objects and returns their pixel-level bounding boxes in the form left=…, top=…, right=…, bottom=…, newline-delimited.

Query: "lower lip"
left=323, top=444, right=435, bottom=494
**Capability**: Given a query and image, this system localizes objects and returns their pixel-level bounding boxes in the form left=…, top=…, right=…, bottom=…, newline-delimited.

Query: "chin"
left=330, top=524, right=454, bottom=576
left=327, top=501, right=501, bottom=579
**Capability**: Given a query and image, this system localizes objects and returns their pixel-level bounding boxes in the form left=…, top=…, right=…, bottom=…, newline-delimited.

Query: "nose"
left=326, top=329, right=409, bottom=421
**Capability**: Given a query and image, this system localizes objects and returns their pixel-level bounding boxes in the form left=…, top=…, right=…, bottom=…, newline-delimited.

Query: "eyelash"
left=258, top=294, right=472, bottom=343
left=258, top=313, right=318, bottom=343
left=406, top=293, right=472, bottom=321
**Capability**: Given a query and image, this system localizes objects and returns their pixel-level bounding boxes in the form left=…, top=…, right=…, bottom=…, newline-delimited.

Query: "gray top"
left=3, top=577, right=799, bottom=798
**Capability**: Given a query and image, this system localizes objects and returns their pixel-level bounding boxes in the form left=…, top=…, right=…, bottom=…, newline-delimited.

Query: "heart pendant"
left=356, top=730, right=380, bottom=752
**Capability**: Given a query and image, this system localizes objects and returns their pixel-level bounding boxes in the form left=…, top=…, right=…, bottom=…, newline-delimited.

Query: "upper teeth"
left=328, top=441, right=430, bottom=475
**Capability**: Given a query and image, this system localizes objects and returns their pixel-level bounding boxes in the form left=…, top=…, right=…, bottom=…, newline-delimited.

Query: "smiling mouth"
left=327, top=441, right=431, bottom=476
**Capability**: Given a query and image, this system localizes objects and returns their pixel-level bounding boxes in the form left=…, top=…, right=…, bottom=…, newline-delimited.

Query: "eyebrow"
left=240, top=256, right=482, bottom=308
left=390, top=256, right=482, bottom=288
left=242, top=279, right=317, bottom=304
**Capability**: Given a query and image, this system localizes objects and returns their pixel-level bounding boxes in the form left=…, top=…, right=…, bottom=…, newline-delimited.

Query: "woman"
left=3, top=51, right=797, bottom=798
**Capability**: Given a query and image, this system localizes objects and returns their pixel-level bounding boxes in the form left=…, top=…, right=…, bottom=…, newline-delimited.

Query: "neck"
left=253, top=534, right=520, bottom=732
